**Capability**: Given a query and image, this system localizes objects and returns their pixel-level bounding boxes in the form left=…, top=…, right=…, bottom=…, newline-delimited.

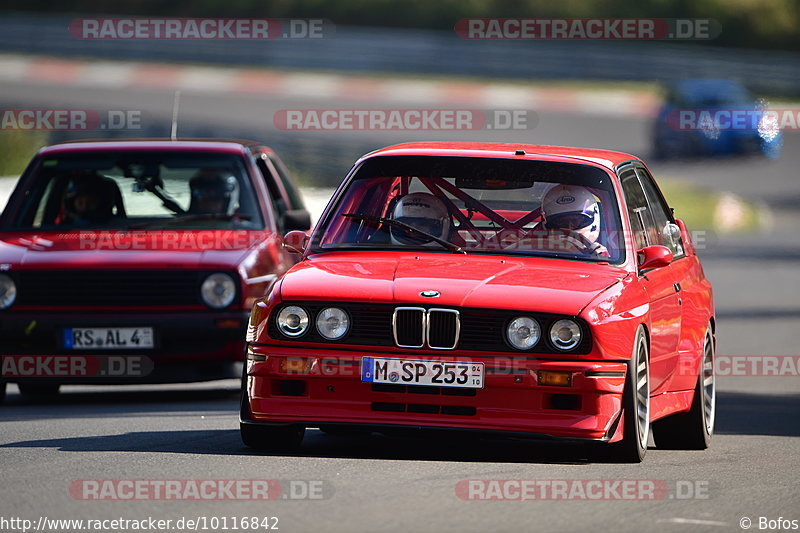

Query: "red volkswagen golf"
left=0, top=139, right=310, bottom=401
left=241, top=142, right=715, bottom=462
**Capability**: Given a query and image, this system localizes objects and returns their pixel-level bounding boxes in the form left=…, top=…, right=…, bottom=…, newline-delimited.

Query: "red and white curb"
left=0, top=54, right=658, bottom=117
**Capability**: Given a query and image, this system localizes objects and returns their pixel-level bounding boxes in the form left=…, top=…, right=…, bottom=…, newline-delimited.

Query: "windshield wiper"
left=343, top=213, right=466, bottom=254
left=128, top=213, right=252, bottom=229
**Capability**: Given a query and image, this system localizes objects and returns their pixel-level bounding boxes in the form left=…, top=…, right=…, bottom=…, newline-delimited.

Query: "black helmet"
left=63, top=174, right=119, bottom=223
left=189, top=171, right=239, bottom=215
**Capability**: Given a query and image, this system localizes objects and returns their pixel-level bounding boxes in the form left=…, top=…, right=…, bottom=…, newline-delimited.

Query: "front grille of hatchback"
left=14, top=270, right=222, bottom=307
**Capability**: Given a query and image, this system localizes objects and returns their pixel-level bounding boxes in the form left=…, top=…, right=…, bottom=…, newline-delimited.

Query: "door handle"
left=673, top=283, right=682, bottom=293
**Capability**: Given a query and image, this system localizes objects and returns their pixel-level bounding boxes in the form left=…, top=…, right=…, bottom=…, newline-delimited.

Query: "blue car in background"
left=652, top=79, right=783, bottom=159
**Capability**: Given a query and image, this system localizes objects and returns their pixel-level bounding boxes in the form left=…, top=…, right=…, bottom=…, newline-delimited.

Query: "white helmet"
left=542, top=184, right=601, bottom=243
left=390, top=192, right=450, bottom=245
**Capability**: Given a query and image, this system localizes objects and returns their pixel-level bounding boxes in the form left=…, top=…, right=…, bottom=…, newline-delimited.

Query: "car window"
left=312, top=156, right=624, bottom=263
left=619, top=169, right=654, bottom=250
left=255, top=156, right=288, bottom=232
left=266, top=153, right=306, bottom=211
left=636, top=167, right=684, bottom=257
left=10, top=152, right=264, bottom=230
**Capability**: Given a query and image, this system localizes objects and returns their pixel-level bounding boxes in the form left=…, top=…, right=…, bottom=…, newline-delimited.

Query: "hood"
left=0, top=230, right=272, bottom=270
left=280, top=252, right=627, bottom=316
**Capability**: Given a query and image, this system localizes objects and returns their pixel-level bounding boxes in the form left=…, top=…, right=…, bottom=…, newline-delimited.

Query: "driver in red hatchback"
left=541, top=184, right=609, bottom=257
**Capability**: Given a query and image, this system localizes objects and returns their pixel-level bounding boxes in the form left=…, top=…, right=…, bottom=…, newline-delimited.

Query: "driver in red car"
left=61, top=173, right=121, bottom=226
left=541, top=184, right=609, bottom=257
left=388, top=192, right=452, bottom=246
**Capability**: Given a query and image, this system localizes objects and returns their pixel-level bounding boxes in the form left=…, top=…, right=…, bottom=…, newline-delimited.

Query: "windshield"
left=8, top=151, right=264, bottom=230
left=312, top=156, right=624, bottom=263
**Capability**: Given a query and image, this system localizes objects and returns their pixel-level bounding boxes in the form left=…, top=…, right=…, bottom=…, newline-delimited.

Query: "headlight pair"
left=277, top=305, right=349, bottom=340
left=506, top=316, right=582, bottom=351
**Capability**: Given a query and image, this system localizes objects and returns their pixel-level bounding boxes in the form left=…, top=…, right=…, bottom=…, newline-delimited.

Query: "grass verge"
left=660, top=179, right=761, bottom=232
left=0, top=131, right=48, bottom=177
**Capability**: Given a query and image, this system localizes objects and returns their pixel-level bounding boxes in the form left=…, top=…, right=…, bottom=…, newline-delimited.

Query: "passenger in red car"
left=189, top=170, right=240, bottom=215
left=541, top=184, right=609, bottom=257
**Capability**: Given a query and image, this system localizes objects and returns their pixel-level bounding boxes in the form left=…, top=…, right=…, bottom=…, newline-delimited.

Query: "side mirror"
left=283, top=230, right=309, bottom=254
left=637, top=245, right=673, bottom=270
left=284, top=209, right=312, bottom=232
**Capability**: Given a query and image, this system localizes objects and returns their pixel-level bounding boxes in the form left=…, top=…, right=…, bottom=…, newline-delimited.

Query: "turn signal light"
left=280, top=357, right=315, bottom=374
left=537, top=370, right=572, bottom=387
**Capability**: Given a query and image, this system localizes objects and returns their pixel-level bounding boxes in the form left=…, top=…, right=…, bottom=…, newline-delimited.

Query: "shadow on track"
left=0, top=384, right=241, bottom=421
left=1, top=390, right=795, bottom=463
left=0, top=426, right=591, bottom=464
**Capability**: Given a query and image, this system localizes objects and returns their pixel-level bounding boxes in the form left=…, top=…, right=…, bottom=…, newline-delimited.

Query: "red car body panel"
left=280, top=253, right=627, bottom=315
left=243, top=142, right=715, bottom=443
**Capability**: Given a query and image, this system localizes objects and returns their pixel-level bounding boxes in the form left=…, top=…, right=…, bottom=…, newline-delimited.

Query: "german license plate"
left=361, top=357, right=484, bottom=389
left=63, top=328, right=154, bottom=350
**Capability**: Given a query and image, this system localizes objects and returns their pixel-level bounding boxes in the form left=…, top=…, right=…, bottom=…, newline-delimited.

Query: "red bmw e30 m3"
left=0, top=139, right=310, bottom=401
left=241, top=142, right=715, bottom=462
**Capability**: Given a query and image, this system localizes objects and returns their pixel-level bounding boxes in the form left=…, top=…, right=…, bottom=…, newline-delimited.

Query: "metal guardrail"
left=1, top=14, right=799, bottom=96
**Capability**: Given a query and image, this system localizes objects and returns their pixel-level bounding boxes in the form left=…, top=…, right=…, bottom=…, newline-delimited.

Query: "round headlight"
left=506, top=316, right=541, bottom=350
left=0, top=274, right=17, bottom=310
left=200, top=273, right=236, bottom=309
left=316, top=307, right=350, bottom=340
left=277, top=305, right=309, bottom=337
left=550, top=319, right=582, bottom=351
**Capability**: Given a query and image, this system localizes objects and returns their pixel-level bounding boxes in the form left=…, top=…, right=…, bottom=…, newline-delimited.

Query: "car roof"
left=362, top=142, right=639, bottom=170
left=37, top=138, right=273, bottom=156
left=667, top=79, right=750, bottom=98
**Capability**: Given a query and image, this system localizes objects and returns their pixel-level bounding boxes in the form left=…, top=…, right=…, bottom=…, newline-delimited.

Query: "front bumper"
left=244, top=344, right=628, bottom=441
left=0, top=311, right=248, bottom=384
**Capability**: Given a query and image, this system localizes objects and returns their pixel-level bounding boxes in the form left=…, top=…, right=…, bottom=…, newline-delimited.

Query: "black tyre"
left=652, top=325, right=715, bottom=450
left=600, top=326, right=650, bottom=463
left=0, top=381, right=6, bottom=404
left=240, top=423, right=305, bottom=451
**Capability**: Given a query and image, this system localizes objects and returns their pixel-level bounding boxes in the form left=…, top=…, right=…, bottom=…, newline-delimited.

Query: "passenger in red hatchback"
left=541, top=184, right=609, bottom=257
left=189, top=169, right=240, bottom=215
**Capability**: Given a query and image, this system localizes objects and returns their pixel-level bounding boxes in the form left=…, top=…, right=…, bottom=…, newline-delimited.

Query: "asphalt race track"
left=1, top=74, right=798, bottom=533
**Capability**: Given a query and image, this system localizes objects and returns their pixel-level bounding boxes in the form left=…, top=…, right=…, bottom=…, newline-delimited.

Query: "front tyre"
left=240, top=423, right=305, bottom=451
left=603, top=326, right=650, bottom=463
left=652, top=325, right=715, bottom=449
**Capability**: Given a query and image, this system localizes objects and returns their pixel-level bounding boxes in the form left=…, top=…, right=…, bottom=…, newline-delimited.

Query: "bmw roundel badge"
left=420, top=290, right=440, bottom=298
